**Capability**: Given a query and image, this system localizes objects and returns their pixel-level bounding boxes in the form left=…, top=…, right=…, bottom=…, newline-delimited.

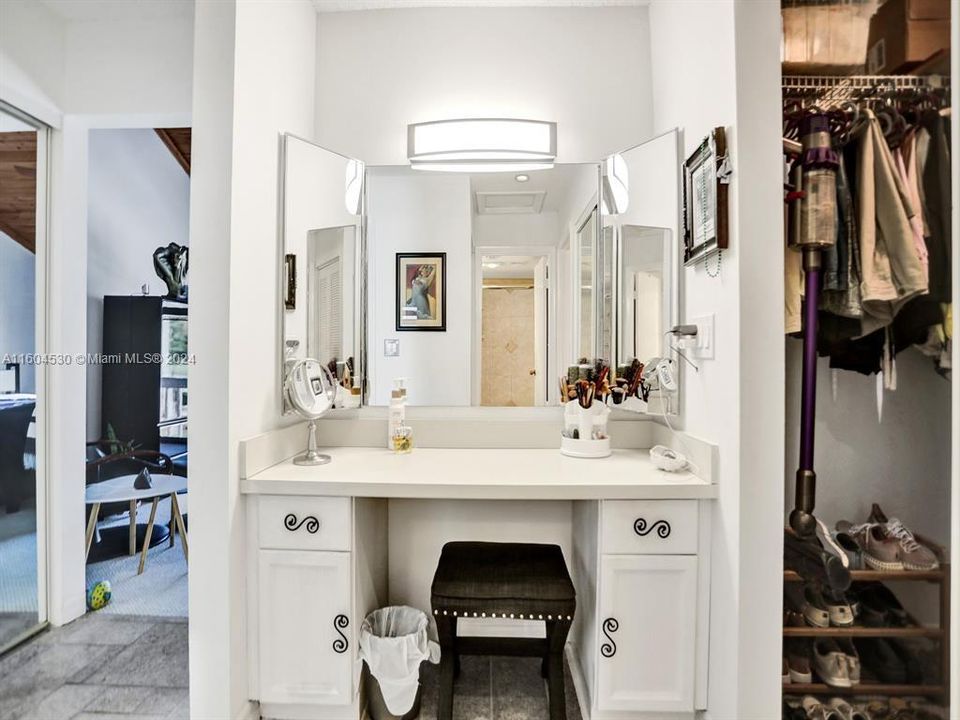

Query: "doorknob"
left=529, top=369, right=536, bottom=376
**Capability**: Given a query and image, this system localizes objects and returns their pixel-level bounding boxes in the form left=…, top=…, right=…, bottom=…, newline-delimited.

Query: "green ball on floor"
left=86, top=580, right=112, bottom=610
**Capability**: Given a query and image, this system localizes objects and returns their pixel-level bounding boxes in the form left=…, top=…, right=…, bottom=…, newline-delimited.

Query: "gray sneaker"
left=883, top=518, right=939, bottom=571
left=850, top=523, right=903, bottom=571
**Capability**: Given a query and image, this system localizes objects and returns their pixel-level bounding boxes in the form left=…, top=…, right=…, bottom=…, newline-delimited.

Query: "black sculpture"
left=153, top=243, right=189, bottom=301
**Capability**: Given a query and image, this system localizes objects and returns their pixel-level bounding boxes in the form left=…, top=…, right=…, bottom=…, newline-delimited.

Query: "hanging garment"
left=894, top=135, right=929, bottom=283
left=820, top=155, right=862, bottom=320
left=855, top=111, right=926, bottom=336
left=918, top=109, right=952, bottom=305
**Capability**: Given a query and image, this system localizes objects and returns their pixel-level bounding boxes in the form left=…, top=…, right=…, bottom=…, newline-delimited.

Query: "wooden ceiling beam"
left=155, top=128, right=191, bottom=175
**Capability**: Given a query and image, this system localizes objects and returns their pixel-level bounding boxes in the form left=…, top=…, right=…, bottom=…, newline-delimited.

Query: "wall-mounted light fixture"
left=407, top=118, right=556, bottom=172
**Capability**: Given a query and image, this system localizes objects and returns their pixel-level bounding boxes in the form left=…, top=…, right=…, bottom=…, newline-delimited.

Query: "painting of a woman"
left=396, top=253, right=446, bottom=331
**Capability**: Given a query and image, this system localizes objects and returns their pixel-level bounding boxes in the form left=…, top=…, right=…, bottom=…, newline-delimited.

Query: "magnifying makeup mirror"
left=285, top=358, right=337, bottom=466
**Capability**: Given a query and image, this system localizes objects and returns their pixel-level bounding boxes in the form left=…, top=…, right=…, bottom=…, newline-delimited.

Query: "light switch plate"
left=384, top=339, right=400, bottom=357
left=689, top=313, right=714, bottom=359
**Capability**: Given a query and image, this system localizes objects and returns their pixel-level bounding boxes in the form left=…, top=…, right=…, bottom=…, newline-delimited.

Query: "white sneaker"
left=813, top=639, right=852, bottom=688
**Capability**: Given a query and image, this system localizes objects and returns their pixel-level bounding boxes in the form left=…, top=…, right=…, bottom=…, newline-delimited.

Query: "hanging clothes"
left=854, top=109, right=927, bottom=337
left=918, top=109, right=952, bottom=305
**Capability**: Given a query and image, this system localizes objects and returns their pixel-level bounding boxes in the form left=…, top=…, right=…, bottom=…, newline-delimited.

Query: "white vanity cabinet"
left=247, top=494, right=388, bottom=720
left=573, top=499, right=709, bottom=720
left=257, top=550, right=353, bottom=707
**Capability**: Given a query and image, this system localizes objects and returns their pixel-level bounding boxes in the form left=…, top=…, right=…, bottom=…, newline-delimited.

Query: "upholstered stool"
left=430, top=541, right=576, bottom=720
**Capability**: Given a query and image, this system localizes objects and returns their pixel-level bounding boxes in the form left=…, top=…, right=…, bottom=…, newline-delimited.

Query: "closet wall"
left=784, top=350, right=952, bottom=560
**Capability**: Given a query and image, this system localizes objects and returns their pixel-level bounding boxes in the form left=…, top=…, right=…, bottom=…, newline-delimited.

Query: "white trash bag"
left=358, top=606, right=440, bottom=717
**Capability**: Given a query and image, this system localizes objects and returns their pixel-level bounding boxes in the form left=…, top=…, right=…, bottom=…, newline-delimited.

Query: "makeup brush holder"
left=561, top=402, right=611, bottom=458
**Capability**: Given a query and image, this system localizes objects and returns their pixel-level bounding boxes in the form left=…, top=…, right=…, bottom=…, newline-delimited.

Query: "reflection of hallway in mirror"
left=481, top=282, right=536, bottom=407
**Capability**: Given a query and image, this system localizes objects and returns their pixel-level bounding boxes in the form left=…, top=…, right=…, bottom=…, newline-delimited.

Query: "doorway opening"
left=83, top=127, right=191, bottom=619
left=478, top=254, right=550, bottom=407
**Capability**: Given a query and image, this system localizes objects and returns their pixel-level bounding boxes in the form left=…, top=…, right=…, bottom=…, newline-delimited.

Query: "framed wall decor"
left=396, top=252, right=446, bottom=331
left=682, top=126, right=730, bottom=265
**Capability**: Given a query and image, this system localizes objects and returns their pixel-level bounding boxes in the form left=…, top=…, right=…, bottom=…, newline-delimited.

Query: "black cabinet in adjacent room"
left=101, top=296, right=188, bottom=469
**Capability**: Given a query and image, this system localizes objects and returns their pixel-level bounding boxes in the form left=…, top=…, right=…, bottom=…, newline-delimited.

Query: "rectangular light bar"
left=408, top=118, right=556, bottom=172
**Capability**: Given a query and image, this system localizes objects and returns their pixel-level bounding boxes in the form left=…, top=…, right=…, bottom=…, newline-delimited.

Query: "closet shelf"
left=783, top=626, right=943, bottom=638
left=785, top=683, right=945, bottom=697
left=783, top=567, right=948, bottom=583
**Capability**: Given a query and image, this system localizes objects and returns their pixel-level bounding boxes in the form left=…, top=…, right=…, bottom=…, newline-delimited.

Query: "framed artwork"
left=683, top=126, right=730, bottom=265
left=396, top=252, right=446, bottom=331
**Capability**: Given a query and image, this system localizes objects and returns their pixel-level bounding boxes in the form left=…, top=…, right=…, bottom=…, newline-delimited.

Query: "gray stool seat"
left=431, top=542, right=576, bottom=720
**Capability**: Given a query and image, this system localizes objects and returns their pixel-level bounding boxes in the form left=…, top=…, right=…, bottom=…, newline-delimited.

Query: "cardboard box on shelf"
left=866, top=0, right=951, bottom=74
left=782, top=1, right=879, bottom=75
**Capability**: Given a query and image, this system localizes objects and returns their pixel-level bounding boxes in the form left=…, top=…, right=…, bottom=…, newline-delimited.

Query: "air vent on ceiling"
left=475, top=191, right=546, bottom=215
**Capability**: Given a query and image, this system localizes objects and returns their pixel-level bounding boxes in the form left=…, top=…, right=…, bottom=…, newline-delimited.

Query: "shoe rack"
left=783, top=565, right=951, bottom=701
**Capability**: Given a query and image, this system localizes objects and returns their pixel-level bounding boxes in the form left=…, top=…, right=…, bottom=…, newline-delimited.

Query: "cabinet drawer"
left=601, top=500, right=698, bottom=554
left=258, top=496, right=351, bottom=551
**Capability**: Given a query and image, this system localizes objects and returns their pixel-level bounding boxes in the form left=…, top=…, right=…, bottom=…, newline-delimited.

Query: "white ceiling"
left=40, top=0, right=194, bottom=22
left=470, top=163, right=595, bottom=213
left=313, top=0, right=647, bottom=11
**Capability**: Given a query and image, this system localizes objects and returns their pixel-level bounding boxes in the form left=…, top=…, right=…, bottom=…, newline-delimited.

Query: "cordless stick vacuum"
left=784, top=115, right=849, bottom=591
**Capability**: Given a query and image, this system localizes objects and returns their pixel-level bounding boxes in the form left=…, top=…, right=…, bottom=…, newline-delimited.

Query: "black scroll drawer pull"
left=284, top=513, right=320, bottom=534
left=600, top=617, right=618, bottom=658
left=633, top=517, right=671, bottom=539
left=333, top=614, right=349, bottom=653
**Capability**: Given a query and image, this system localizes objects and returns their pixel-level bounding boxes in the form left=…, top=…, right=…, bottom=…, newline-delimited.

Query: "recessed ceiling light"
left=515, top=174, right=530, bottom=183
left=483, top=262, right=501, bottom=269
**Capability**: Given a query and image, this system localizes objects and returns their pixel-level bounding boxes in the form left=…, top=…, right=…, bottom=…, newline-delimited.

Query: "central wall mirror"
left=365, top=163, right=601, bottom=407
left=279, top=128, right=681, bottom=414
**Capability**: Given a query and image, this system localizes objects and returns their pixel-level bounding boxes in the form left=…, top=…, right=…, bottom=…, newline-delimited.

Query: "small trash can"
left=359, top=606, right=440, bottom=720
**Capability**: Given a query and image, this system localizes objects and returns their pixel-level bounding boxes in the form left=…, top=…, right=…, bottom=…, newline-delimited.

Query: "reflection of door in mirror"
left=306, top=226, right=357, bottom=399
left=479, top=255, right=549, bottom=407
left=618, top=226, right=670, bottom=365
left=577, top=206, right=597, bottom=361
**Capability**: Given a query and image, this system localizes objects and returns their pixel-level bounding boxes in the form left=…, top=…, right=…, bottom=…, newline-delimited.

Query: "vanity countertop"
left=241, top=447, right=717, bottom=500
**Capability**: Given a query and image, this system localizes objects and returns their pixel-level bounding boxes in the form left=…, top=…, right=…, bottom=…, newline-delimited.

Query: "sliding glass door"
left=0, top=102, right=49, bottom=652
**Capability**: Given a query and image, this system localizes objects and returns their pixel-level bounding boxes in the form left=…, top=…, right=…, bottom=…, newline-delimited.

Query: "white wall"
left=0, top=232, right=36, bottom=392
left=314, top=6, right=653, bottom=165
left=648, top=1, right=784, bottom=718
left=189, top=1, right=318, bottom=716
left=85, top=128, right=191, bottom=440
left=62, top=15, right=193, bottom=116
left=472, top=212, right=559, bottom=248
left=367, top=171, right=472, bottom=406
left=0, top=1, right=65, bottom=124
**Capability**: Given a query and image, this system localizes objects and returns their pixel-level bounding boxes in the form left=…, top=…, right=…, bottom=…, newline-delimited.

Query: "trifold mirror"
left=280, top=128, right=680, bottom=413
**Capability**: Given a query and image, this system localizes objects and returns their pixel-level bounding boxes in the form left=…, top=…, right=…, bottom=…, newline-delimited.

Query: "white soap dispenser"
left=387, top=378, right=408, bottom=449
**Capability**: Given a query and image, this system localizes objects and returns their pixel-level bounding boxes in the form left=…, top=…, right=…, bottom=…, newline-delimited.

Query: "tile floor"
left=0, top=613, right=187, bottom=720
left=0, top=611, right=583, bottom=720
left=418, top=655, right=583, bottom=720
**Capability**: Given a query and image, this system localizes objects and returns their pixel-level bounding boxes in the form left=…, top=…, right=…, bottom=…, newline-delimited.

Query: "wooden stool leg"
left=138, top=498, right=159, bottom=575
left=128, top=500, right=137, bottom=555
left=84, top=503, right=101, bottom=561
left=545, top=619, right=572, bottom=720
left=171, top=493, right=188, bottom=563
left=435, top=613, right=457, bottom=720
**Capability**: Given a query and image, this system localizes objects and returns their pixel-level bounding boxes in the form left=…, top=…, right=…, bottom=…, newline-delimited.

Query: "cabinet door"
left=258, top=550, right=352, bottom=706
left=596, top=554, right=697, bottom=714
